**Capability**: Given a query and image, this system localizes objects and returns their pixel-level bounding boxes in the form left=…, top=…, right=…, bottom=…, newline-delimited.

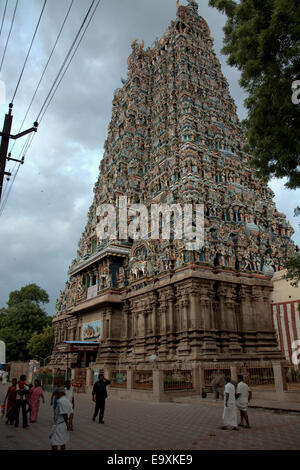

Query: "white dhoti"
left=222, top=404, right=237, bottom=428
left=236, top=400, right=248, bottom=412
left=49, top=422, right=69, bottom=446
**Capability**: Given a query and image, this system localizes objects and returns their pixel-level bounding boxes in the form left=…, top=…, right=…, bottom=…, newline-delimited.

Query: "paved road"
left=0, top=386, right=299, bottom=450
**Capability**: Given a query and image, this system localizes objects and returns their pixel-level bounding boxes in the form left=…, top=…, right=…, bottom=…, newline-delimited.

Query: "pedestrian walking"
left=49, top=387, right=72, bottom=451
left=92, top=374, right=110, bottom=424
left=50, top=386, right=59, bottom=416
left=29, top=379, right=45, bottom=423
left=221, top=376, right=238, bottom=431
left=64, top=380, right=74, bottom=431
left=211, top=373, right=226, bottom=401
left=236, top=374, right=252, bottom=429
left=1, top=370, right=8, bottom=385
left=3, top=378, right=18, bottom=425
left=15, top=375, right=30, bottom=428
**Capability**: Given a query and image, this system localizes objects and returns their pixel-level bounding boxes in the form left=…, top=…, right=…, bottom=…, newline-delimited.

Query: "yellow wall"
left=270, top=270, right=300, bottom=304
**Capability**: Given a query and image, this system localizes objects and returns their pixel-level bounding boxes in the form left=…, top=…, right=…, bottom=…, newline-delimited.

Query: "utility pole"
left=0, top=102, right=38, bottom=203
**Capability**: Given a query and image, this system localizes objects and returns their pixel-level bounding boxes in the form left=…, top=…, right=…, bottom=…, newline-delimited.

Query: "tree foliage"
left=284, top=255, right=300, bottom=287
left=27, top=326, right=54, bottom=362
left=0, top=284, right=51, bottom=362
left=8, top=284, right=49, bottom=308
left=209, top=0, right=300, bottom=189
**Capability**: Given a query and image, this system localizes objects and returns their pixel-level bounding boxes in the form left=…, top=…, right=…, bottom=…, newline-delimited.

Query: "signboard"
left=0, top=341, right=5, bottom=365
left=54, top=342, right=99, bottom=353
left=87, top=284, right=98, bottom=299
left=116, top=373, right=124, bottom=385
left=82, top=320, right=101, bottom=341
left=93, top=370, right=100, bottom=384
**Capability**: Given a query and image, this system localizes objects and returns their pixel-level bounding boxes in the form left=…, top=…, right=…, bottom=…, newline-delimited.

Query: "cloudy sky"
left=0, top=0, right=299, bottom=315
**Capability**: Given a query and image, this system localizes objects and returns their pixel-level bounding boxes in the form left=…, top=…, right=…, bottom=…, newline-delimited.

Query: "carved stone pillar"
left=224, top=284, right=242, bottom=354
left=200, top=284, right=217, bottom=355
left=123, top=301, right=130, bottom=340
left=217, top=284, right=228, bottom=332
left=177, top=288, right=190, bottom=355
left=189, top=285, right=203, bottom=357
left=158, top=291, right=168, bottom=357
left=166, top=288, right=176, bottom=357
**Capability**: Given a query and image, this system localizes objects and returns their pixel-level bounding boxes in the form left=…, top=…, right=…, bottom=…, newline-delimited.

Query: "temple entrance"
left=53, top=341, right=99, bottom=369
left=76, top=351, right=97, bottom=368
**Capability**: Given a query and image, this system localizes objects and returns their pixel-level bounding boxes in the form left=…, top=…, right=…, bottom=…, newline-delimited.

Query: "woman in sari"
left=29, top=379, right=45, bottom=423
left=3, top=378, right=18, bottom=424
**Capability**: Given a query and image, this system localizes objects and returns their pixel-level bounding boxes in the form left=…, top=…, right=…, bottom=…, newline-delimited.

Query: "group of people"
left=2, top=372, right=110, bottom=450
left=3, top=375, right=45, bottom=427
left=221, top=375, right=252, bottom=430
left=2, top=371, right=249, bottom=449
left=49, top=373, right=110, bottom=450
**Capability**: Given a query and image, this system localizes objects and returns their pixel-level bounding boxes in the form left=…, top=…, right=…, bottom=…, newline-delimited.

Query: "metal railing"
left=237, top=363, right=275, bottom=390
left=284, top=366, right=300, bottom=391
left=164, top=370, right=193, bottom=391
left=203, top=367, right=231, bottom=388
left=132, top=370, right=153, bottom=390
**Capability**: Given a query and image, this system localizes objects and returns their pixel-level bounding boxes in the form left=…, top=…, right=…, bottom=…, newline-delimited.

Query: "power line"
left=0, top=0, right=102, bottom=215
left=24, top=0, right=101, bottom=160
left=4, top=0, right=75, bottom=207
left=0, top=0, right=8, bottom=39
left=39, top=0, right=101, bottom=125
left=0, top=161, right=21, bottom=216
left=9, top=0, right=75, bottom=155
left=36, top=0, right=98, bottom=123
left=0, top=0, right=19, bottom=73
left=11, top=0, right=48, bottom=104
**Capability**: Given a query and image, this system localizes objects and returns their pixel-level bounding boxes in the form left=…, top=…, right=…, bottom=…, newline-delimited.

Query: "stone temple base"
left=96, top=267, right=282, bottom=369
left=51, top=267, right=283, bottom=371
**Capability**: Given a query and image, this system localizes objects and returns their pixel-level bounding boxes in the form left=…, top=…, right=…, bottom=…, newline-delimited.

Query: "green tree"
left=209, top=0, right=300, bottom=189
left=8, top=283, right=49, bottom=308
left=0, top=284, right=51, bottom=362
left=284, top=207, right=300, bottom=286
left=27, top=326, right=54, bottom=363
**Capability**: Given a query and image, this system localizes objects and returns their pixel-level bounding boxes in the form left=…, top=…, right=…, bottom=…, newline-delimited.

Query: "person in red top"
left=15, top=375, right=30, bottom=428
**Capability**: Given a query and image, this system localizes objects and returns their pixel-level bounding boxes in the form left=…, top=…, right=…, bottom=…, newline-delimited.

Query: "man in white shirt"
left=236, top=374, right=252, bottom=429
left=221, top=376, right=238, bottom=431
left=64, top=380, right=74, bottom=431
left=50, top=387, right=72, bottom=450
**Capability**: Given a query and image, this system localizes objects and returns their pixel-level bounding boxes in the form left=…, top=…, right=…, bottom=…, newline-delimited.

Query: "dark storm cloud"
left=0, top=0, right=299, bottom=314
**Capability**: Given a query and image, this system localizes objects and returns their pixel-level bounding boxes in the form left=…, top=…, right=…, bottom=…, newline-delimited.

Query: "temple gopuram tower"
left=51, top=1, right=294, bottom=371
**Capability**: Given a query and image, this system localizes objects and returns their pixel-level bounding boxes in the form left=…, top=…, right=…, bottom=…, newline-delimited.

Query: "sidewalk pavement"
left=171, top=395, right=300, bottom=414
left=0, top=385, right=300, bottom=450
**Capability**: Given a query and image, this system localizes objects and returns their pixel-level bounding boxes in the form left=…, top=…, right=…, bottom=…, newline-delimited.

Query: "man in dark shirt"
left=15, top=374, right=30, bottom=428
left=92, top=374, right=110, bottom=424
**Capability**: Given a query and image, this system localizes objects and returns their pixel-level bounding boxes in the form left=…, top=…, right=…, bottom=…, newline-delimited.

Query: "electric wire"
left=0, top=0, right=102, bottom=216
left=0, top=162, right=21, bottom=216
left=0, top=0, right=19, bottom=73
left=39, top=0, right=101, bottom=125
left=0, top=0, right=9, bottom=39
left=23, top=0, right=101, bottom=161
left=36, top=0, right=97, bottom=123
left=9, top=0, right=75, bottom=156
left=11, top=0, right=48, bottom=104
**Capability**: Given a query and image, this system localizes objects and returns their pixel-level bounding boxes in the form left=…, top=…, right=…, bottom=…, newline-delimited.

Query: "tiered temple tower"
left=51, top=1, right=294, bottom=370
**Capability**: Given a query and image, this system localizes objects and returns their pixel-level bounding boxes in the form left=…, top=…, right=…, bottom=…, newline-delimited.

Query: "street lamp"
left=35, top=355, right=52, bottom=368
